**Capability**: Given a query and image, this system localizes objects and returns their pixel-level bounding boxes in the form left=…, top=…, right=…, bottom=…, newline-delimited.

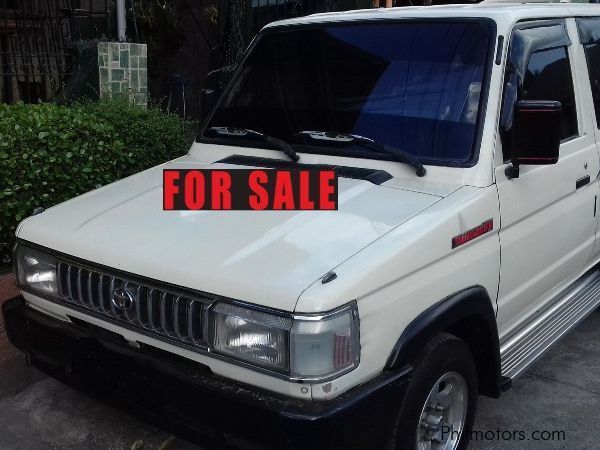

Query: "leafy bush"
left=0, top=99, right=187, bottom=265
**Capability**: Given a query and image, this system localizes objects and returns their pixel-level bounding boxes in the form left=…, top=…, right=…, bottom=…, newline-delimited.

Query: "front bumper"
left=2, top=296, right=411, bottom=450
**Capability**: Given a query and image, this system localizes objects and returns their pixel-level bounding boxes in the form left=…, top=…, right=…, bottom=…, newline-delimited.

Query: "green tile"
left=139, top=69, right=147, bottom=89
left=99, top=80, right=110, bottom=96
left=139, top=56, right=147, bottom=69
left=130, top=56, right=138, bottom=69
left=112, top=69, right=125, bottom=82
left=97, top=54, right=106, bottom=67
left=130, top=69, right=139, bottom=91
left=130, top=44, right=141, bottom=56
left=110, top=43, right=119, bottom=61
left=99, top=68, right=109, bottom=83
left=97, top=42, right=107, bottom=53
left=111, top=81, right=122, bottom=93
left=142, top=45, right=147, bottom=57
left=120, top=49, right=129, bottom=68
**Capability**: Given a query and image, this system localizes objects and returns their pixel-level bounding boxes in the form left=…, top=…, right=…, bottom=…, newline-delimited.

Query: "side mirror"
left=506, top=100, right=562, bottom=179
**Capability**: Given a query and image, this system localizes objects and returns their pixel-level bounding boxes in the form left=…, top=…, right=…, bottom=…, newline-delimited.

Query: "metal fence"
left=0, top=0, right=112, bottom=104
left=248, top=0, right=372, bottom=33
left=218, top=0, right=372, bottom=67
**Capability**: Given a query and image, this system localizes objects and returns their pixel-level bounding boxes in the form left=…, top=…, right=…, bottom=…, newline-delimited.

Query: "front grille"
left=56, top=262, right=213, bottom=348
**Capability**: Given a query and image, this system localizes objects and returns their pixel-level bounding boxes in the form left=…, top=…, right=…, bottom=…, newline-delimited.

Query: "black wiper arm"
left=296, top=131, right=426, bottom=177
left=207, top=127, right=299, bottom=163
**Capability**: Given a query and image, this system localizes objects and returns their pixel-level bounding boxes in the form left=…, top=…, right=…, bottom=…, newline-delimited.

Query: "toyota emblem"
left=111, top=287, right=135, bottom=311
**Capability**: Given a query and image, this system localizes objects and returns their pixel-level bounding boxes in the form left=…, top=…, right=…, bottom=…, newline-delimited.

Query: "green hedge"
left=0, top=99, right=187, bottom=266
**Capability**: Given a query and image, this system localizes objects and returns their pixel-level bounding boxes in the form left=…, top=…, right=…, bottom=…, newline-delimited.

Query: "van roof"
left=264, top=2, right=600, bottom=29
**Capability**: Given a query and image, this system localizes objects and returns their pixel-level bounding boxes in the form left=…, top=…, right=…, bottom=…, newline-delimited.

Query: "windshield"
left=204, top=21, right=493, bottom=166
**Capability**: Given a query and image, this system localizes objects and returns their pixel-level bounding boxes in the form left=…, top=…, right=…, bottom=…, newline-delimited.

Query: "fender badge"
left=452, top=219, right=494, bottom=249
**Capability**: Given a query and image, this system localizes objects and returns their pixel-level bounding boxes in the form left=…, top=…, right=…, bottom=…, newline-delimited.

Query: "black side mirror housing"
left=506, top=100, right=562, bottom=179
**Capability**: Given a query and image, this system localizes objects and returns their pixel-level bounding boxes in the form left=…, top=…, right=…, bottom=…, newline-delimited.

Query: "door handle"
left=576, top=175, right=591, bottom=189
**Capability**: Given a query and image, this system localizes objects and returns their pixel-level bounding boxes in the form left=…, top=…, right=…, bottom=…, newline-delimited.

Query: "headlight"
left=14, top=243, right=58, bottom=295
left=212, top=303, right=292, bottom=372
left=212, top=301, right=360, bottom=380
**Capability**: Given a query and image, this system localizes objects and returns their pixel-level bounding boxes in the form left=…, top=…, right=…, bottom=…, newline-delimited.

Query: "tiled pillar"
left=97, top=42, right=148, bottom=107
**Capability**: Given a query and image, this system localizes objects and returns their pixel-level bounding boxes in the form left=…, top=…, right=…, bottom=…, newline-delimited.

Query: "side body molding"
left=385, top=286, right=501, bottom=398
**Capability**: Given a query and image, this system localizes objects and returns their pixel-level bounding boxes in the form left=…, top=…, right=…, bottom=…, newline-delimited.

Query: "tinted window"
left=521, top=47, right=578, bottom=140
left=583, top=43, right=600, bottom=128
left=206, top=22, right=492, bottom=165
left=577, top=18, right=600, bottom=128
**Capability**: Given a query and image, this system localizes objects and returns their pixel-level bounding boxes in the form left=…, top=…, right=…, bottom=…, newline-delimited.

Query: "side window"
left=501, top=22, right=577, bottom=161
left=582, top=43, right=600, bottom=127
left=577, top=18, right=600, bottom=129
left=521, top=47, right=578, bottom=140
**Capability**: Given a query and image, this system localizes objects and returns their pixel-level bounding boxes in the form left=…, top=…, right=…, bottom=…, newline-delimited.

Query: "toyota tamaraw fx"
left=5, top=3, right=600, bottom=449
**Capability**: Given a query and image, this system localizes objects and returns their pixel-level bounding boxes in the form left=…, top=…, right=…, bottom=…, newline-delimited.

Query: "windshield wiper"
left=206, top=127, right=299, bottom=163
left=296, top=131, right=426, bottom=177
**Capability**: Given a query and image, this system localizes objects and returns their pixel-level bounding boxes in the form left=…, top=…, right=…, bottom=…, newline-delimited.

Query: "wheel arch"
left=385, top=286, right=501, bottom=398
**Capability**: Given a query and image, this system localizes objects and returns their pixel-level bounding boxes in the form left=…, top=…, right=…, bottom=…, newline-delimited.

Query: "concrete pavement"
left=471, top=308, right=600, bottom=449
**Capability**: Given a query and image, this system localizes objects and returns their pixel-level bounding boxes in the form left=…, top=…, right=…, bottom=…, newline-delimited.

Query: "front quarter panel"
left=298, top=186, right=501, bottom=400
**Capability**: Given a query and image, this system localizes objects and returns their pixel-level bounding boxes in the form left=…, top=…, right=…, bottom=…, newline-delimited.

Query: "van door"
left=576, top=17, right=600, bottom=263
left=495, top=20, right=599, bottom=340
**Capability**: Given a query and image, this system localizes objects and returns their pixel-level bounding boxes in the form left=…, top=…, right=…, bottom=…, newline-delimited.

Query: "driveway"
left=1, top=273, right=598, bottom=449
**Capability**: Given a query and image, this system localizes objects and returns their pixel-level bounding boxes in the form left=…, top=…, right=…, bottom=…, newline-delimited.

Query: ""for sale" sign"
left=163, top=169, right=338, bottom=211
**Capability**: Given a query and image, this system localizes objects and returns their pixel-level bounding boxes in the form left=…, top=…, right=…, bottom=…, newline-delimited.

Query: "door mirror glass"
left=506, top=100, right=562, bottom=178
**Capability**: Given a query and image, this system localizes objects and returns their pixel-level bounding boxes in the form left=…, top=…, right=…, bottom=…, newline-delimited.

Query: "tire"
left=389, top=332, right=478, bottom=450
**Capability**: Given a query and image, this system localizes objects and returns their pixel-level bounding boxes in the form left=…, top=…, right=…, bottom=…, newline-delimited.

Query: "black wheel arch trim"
left=384, top=286, right=501, bottom=398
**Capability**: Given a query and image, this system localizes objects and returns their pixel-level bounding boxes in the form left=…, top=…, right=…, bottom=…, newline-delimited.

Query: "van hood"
left=18, top=160, right=445, bottom=311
